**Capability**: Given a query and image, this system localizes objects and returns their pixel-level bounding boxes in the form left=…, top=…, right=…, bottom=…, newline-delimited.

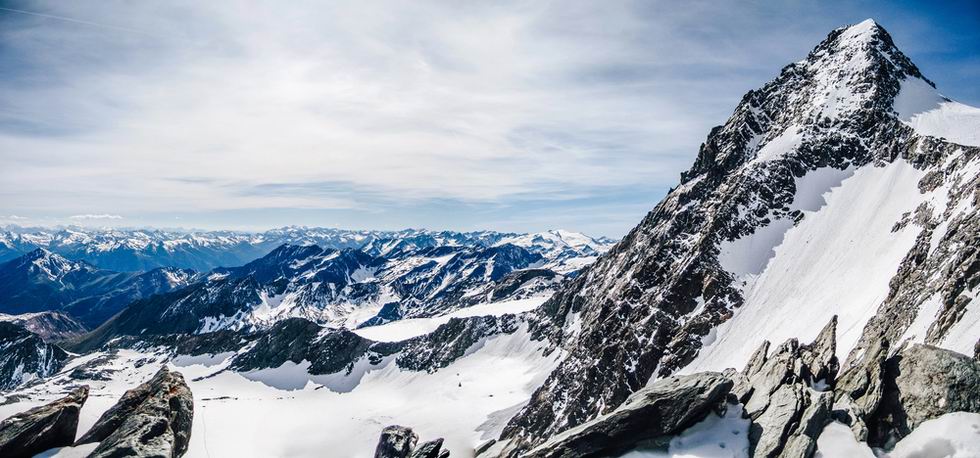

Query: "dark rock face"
left=229, top=318, right=376, bottom=375
left=511, top=373, right=732, bottom=458
left=374, top=425, right=418, bottom=458
left=0, top=385, right=89, bottom=458
left=0, top=249, right=199, bottom=328
left=373, top=425, right=451, bottom=458
left=865, top=344, right=980, bottom=444
left=224, top=314, right=523, bottom=383
left=77, top=366, right=194, bottom=458
left=410, top=439, right=448, bottom=458
left=0, top=311, right=86, bottom=341
left=0, top=322, right=70, bottom=390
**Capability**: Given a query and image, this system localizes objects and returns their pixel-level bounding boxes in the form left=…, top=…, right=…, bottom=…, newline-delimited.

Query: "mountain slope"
left=0, top=249, right=199, bottom=327
left=70, top=241, right=560, bottom=351
left=0, top=322, right=70, bottom=391
left=0, top=311, right=86, bottom=341
left=498, top=19, right=980, bottom=452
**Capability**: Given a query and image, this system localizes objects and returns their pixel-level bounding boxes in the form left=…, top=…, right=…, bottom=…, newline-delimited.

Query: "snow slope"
left=687, top=159, right=932, bottom=373
left=893, top=77, right=980, bottom=147
left=816, top=413, right=980, bottom=458
left=354, top=297, right=547, bottom=342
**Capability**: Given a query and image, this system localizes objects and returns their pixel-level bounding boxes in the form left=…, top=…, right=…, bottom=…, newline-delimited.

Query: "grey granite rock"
left=867, top=343, right=980, bottom=444
left=77, top=366, right=193, bottom=458
left=0, top=385, right=88, bottom=458
left=516, top=372, right=733, bottom=458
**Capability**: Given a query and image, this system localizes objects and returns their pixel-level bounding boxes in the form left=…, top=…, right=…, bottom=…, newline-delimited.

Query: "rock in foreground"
left=374, top=425, right=450, bottom=458
left=518, top=372, right=733, bottom=458
left=76, top=366, right=193, bottom=458
left=0, top=385, right=89, bottom=458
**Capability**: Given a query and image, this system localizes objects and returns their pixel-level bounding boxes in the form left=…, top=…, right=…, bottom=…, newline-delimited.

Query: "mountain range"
left=0, top=226, right=614, bottom=273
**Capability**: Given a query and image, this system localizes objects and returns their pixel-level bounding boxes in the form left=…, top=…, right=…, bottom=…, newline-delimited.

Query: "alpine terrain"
left=0, top=19, right=978, bottom=458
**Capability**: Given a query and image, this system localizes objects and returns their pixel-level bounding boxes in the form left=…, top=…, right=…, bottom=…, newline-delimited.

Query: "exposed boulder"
left=374, top=425, right=417, bottom=458
left=76, top=366, right=194, bottom=458
left=515, top=372, right=733, bottom=458
left=373, top=425, right=450, bottom=458
left=866, top=343, right=980, bottom=445
left=0, top=385, right=88, bottom=458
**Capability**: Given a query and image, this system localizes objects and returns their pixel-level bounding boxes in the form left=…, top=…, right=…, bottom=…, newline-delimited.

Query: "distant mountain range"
left=0, top=226, right=615, bottom=273
left=0, top=227, right=615, bottom=343
left=0, top=249, right=199, bottom=328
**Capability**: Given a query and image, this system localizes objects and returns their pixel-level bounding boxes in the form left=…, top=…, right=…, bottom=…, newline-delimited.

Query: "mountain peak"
left=837, top=18, right=881, bottom=44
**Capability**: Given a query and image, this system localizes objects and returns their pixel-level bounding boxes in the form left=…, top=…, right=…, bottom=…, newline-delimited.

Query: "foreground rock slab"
left=0, top=385, right=88, bottom=458
left=519, top=372, right=733, bottom=458
left=76, top=366, right=194, bottom=458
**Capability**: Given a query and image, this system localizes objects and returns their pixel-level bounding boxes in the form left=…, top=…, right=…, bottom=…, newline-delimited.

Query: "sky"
left=0, top=0, right=978, bottom=237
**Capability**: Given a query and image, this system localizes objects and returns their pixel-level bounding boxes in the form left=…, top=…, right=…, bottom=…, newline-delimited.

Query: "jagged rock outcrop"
left=735, top=318, right=839, bottom=458
left=511, top=372, right=732, bottom=458
left=0, top=385, right=88, bottom=458
left=0, top=322, right=70, bottom=390
left=76, top=366, right=194, bottom=458
left=865, top=343, right=980, bottom=445
left=373, top=425, right=450, bottom=458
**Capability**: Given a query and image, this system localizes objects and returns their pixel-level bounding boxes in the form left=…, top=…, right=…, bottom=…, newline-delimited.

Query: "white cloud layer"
left=0, top=1, right=974, bottom=235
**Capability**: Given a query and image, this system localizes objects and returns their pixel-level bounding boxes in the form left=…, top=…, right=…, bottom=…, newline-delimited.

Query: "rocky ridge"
left=496, top=19, right=980, bottom=453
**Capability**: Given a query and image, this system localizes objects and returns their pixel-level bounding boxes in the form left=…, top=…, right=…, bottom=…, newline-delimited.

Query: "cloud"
left=69, top=214, right=124, bottom=220
left=4, top=215, right=28, bottom=220
left=0, top=1, right=974, bottom=236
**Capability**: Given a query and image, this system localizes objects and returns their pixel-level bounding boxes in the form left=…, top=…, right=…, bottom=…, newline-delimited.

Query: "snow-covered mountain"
left=0, top=311, right=86, bottom=342
left=0, top=19, right=978, bottom=458
left=0, top=226, right=614, bottom=273
left=72, top=241, right=563, bottom=351
left=0, top=249, right=200, bottom=327
left=0, top=322, right=69, bottom=391
left=497, top=18, right=980, bottom=453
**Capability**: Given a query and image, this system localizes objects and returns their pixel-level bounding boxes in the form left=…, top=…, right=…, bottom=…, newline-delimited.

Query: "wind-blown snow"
left=618, top=403, right=750, bottom=458
left=893, top=77, right=980, bottom=147
left=814, top=422, right=876, bottom=458
left=816, top=412, right=980, bottom=458
left=688, top=160, right=929, bottom=373
left=353, top=297, right=547, bottom=342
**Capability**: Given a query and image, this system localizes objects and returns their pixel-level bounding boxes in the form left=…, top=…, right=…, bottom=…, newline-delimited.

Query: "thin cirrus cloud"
left=0, top=0, right=976, bottom=236
left=68, top=214, right=124, bottom=220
